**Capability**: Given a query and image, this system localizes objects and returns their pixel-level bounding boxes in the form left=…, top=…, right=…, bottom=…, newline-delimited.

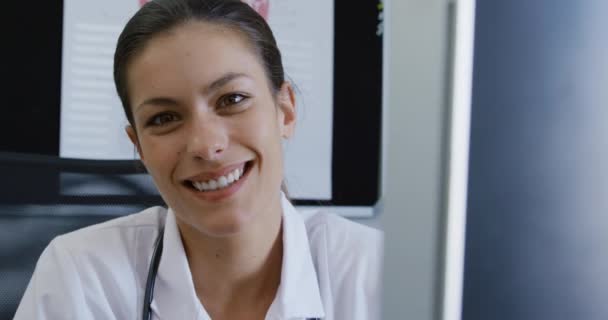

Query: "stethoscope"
left=142, top=227, right=320, bottom=320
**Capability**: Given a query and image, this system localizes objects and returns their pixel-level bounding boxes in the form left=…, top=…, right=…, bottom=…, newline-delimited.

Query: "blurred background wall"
left=380, top=0, right=451, bottom=319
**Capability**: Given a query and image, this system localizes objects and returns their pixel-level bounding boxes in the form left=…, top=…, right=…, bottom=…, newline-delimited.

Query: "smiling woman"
left=122, top=20, right=294, bottom=239
left=13, top=1, right=382, bottom=319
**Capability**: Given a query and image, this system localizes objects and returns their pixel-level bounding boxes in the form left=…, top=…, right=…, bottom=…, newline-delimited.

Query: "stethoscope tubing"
left=143, top=227, right=164, bottom=320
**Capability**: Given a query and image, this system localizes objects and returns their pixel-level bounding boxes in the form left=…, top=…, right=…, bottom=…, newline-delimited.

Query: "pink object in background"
left=241, top=0, right=269, bottom=20
left=138, top=1, right=269, bottom=20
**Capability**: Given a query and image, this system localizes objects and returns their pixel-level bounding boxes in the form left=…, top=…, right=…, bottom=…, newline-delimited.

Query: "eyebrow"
left=205, top=72, right=249, bottom=94
left=134, top=72, right=250, bottom=113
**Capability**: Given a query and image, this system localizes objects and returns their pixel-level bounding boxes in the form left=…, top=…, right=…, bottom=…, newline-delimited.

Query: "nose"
left=185, top=112, right=228, bottom=161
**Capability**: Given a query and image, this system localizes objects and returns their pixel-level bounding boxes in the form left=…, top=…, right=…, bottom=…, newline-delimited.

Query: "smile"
left=190, top=167, right=244, bottom=191
left=183, top=161, right=253, bottom=200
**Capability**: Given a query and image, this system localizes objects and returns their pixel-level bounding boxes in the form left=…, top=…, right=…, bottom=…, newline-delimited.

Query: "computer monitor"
left=3, top=0, right=384, bottom=216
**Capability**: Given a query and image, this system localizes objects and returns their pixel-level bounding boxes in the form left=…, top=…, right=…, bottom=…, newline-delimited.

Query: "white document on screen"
left=59, top=0, right=333, bottom=200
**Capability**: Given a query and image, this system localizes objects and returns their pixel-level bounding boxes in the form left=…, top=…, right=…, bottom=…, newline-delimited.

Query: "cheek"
left=139, top=136, right=181, bottom=179
left=247, top=110, right=285, bottom=181
left=239, top=108, right=283, bottom=154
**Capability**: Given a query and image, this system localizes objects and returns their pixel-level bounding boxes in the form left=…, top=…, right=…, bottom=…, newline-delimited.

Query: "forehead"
left=126, top=21, right=265, bottom=98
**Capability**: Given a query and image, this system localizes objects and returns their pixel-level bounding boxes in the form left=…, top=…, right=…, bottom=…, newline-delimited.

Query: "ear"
left=125, top=125, right=145, bottom=162
left=276, top=82, right=296, bottom=139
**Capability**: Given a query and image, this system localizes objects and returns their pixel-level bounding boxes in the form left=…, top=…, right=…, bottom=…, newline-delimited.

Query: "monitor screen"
left=3, top=0, right=383, bottom=208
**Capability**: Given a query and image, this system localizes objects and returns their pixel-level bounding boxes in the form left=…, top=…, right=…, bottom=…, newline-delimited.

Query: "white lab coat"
left=14, top=195, right=383, bottom=319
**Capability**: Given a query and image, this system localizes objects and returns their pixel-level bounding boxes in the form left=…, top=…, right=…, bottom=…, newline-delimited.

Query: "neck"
left=176, top=199, right=284, bottom=316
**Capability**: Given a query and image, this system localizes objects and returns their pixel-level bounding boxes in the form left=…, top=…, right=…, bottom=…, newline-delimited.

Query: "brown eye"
left=219, top=93, right=248, bottom=108
left=147, top=112, right=179, bottom=127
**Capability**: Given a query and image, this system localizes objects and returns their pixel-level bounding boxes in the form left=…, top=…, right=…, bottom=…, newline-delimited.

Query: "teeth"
left=218, top=176, right=228, bottom=188
left=191, top=167, right=244, bottom=192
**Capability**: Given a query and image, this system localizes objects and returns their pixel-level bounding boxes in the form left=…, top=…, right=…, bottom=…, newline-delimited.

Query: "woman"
left=14, top=0, right=382, bottom=319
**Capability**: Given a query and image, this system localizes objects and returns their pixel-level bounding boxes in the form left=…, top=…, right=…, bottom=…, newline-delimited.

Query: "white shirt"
left=14, top=195, right=383, bottom=319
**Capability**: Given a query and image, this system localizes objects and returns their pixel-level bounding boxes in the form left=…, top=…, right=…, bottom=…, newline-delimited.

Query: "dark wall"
left=463, top=1, right=608, bottom=319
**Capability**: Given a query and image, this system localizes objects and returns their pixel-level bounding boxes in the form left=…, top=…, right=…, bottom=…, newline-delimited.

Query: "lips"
left=182, top=161, right=254, bottom=200
left=185, top=162, right=247, bottom=184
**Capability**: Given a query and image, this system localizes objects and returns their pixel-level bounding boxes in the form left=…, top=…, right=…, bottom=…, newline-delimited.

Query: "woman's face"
left=126, top=22, right=295, bottom=237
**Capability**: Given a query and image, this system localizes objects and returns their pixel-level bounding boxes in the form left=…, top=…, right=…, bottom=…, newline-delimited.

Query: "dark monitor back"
left=463, top=1, right=608, bottom=319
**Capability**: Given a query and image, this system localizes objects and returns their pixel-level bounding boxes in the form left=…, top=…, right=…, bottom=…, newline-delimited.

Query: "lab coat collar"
left=151, top=209, right=205, bottom=319
left=152, top=193, right=325, bottom=319
left=269, top=193, right=325, bottom=319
